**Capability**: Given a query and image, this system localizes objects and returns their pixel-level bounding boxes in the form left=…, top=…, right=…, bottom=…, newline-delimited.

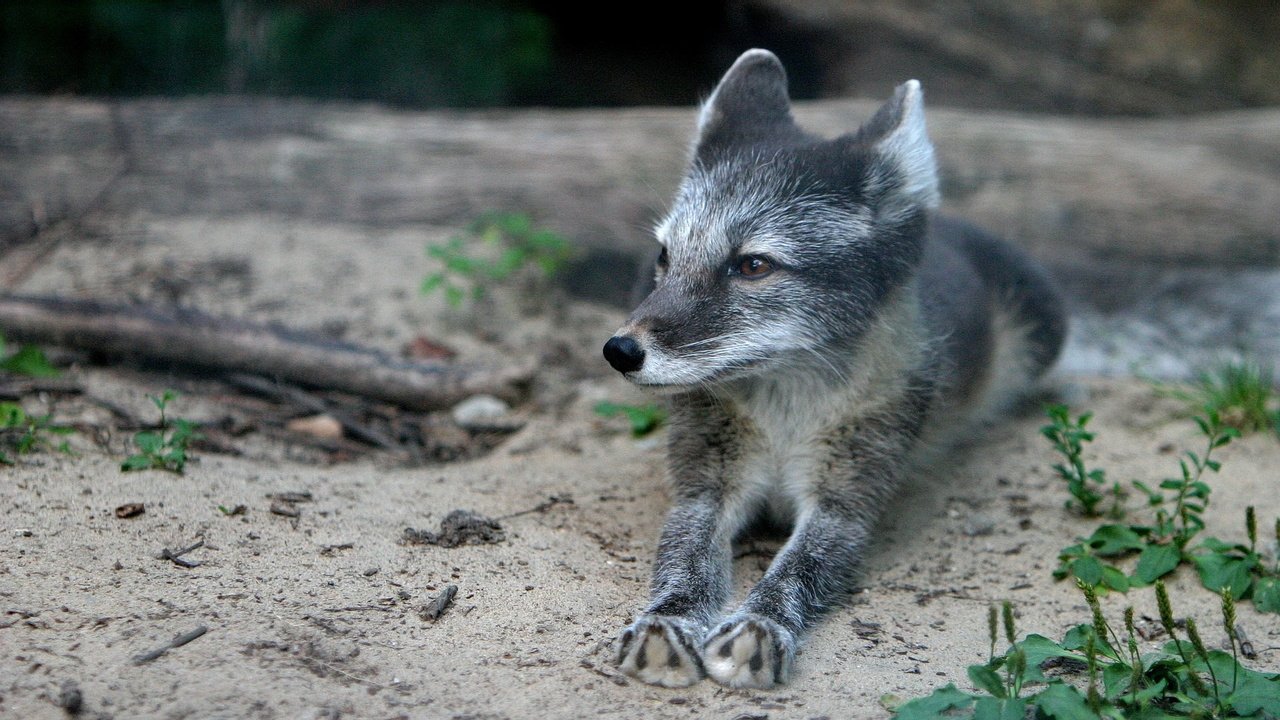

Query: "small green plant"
left=1049, top=406, right=1280, bottom=612
left=0, top=333, right=59, bottom=377
left=888, top=582, right=1280, bottom=719
left=0, top=402, right=73, bottom=465
left=593, top=401, right=666, bottom=437
left=421, top=212, right=573, bottom=307
left=121, top=390, right=201, bottom=474
left=1166, top=360, right=1280, bottom=436
left=1041, top=405, right=1115, bottom=516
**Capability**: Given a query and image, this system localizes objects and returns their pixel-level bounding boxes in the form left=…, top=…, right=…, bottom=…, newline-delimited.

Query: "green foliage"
left=1164, top=360, right=1280, bottom=436
left=890, top=586, right=1280, bottom=719
left=422, top=213, right=573, bottom=307
left=121, top=390, right=200, bottom=474
left=894, top=389, right=1280, bottom=717
left=1049, top=406, right=1279, bottom=612
left=0, top=333, right=59, bottom=377
left=593, top=401, right=666, bottom=437
left=0, top=402, right=73, bottom=465
left=1040, top=405, right=1114, bottom=516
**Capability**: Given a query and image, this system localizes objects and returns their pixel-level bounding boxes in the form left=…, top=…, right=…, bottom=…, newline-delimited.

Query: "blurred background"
left=2, top=0, right=1279, bottom=379
left=3, top=0, right=1278, bottom=114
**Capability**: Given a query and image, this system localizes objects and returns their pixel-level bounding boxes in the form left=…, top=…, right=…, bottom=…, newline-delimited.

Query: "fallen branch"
left=0, top=378, right=81, bottom=401
left=0, top=295, right=532, bottom=411
left=497, top=494, right=575, bottom=521
left=157, top=539, right=205, bottom=569
left=131, top=624, right=208, bottom=665
left=226, top=373, right=394, bottom=448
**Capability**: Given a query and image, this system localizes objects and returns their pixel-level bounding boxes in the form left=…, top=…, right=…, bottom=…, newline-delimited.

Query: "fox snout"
left=603, top=334, right=645, bottom=373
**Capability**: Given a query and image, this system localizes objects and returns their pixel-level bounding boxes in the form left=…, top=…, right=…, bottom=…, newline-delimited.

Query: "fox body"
left=602, top=49, right=1066, bottom=688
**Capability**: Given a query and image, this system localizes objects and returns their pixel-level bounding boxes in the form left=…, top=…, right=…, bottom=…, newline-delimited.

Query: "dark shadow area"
left=0, top=0, right=839, bottom=108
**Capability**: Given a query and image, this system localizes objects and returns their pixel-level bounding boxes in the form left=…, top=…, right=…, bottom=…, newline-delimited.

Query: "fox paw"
left=615, top=615, right=707, bottom=687
left=701, top=614, right=794, bottom=688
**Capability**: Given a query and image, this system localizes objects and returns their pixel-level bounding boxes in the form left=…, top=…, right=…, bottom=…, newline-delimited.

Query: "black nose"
left=603, top=336, right=645, bottom=373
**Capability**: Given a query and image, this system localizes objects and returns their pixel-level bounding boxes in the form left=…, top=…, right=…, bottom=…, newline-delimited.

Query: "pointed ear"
left=695, top=49, right=797, bottom=156
left=858, top=80, right=939, bottom=211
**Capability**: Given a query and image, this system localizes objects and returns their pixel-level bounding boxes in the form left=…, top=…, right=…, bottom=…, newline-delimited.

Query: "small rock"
left=963, top=514, right=996, bottom=537
left=403, top=336, right=457, bottom=360
left=450, top=394, right=511, bottom=429
left=114, top=503, right=145, bottom=519
left=285, top=414, right=343, bottom=441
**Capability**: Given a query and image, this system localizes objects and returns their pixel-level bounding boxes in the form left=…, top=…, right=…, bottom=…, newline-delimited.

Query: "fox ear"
left=857, top=80, right=939, bottom=211
left=695, top=49, right=797, bottom=156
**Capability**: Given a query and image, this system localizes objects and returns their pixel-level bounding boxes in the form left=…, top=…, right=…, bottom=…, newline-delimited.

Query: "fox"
left=600, top=49, right=1067, bottom=689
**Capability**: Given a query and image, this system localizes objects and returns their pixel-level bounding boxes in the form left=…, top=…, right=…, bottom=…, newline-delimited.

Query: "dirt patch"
left=1, top=182, right=1277, bottom=717
left=403, top=510, right=508, bottom=548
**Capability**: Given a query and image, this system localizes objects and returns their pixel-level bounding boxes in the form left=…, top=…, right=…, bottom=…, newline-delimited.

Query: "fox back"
left=604, top=49, right=1065, bottom=689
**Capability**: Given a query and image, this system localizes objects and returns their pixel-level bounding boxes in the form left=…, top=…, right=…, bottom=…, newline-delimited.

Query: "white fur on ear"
left=873, top=80, right=940, bottom=210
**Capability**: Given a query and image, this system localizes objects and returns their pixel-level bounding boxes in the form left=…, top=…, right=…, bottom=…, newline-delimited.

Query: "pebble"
left=451, top=394, right=511, bottom=428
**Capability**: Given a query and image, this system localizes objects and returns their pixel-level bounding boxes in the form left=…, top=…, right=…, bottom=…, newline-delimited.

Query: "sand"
left=2, top=212, right=1278, bottom=720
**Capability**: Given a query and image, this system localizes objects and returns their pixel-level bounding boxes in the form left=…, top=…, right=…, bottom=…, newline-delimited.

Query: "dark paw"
left=701, top=613, right=795, bottom=688
left=615, top=615, right=707, bottom=687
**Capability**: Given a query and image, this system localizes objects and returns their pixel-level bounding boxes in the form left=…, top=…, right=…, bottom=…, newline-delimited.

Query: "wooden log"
left=1, top=96, right=1277, bottom=282
left=0, top=295, right=531, bottom=411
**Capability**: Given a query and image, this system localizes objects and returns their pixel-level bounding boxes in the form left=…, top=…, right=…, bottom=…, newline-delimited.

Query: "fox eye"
left=656, top=246, right=669, bottom=270
left=734, top=255, right=774, bottom=279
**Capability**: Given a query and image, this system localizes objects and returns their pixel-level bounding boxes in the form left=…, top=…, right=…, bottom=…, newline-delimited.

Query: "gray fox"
left=602, top=49, right=1066, bottom=688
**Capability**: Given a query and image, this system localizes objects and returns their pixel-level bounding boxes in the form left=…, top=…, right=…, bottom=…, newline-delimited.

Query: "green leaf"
left=495, top=212, right=531, bottom=236
left=889, top=684, right=975, bottom=719
left=1252, top=577, right=1280, bottom=613
left=1085, top=524, right=1147, bottom=556
left=967, top=663, right=1006, bottom=698
left=444, top=254, right=479, bottom=275
left=1191, top=551, right=1254, bottom=598
left=971, top=696, right=1027, bottom=720
left=1071, top=555, right=1103, bottom=586
left=133, top=431, right=164, bottom=454
left=1101, top=661, right=1133, bottom=700
left=420, top=273, right=445, bottom=294
left=593, top=401, right=666, bottom=437
left=1134, top=543, right=1182, bottom=583
left=1226, top=661, right=1280, bottom=715
left=1100, top=565, right=1130, bottom=592
left=1017, top=634, right=1082, bottom=682
left=1132, top=480, right=1163, bottom=504
left=490, top=247, right=526, bottom=278
left=121, top=455, right=154, bottom=471
left=0, top=345, right=59, bottom=377
left=1059, top=624, right=1116, bottom=658
left=1032, top=683, right=1095, bottom=720
left=0, top=402, right=25, bottom=426
left=1197, top=536, right=1244, bottom=554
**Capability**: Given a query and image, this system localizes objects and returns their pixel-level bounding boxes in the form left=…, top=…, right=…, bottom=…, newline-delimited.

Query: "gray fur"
left=606, top=49, right=1065, bottom=688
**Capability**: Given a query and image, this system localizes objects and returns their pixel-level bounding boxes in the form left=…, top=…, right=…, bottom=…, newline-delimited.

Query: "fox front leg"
left=703, top=411, right=924, bottom=689
left=702, top=511, right=870, bottom=688
left=615, top=497, right=739, bottom=686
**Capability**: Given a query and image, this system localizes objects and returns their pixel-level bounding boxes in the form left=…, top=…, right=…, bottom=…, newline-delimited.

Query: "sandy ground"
left=2, top=216, right=1279, bottom=719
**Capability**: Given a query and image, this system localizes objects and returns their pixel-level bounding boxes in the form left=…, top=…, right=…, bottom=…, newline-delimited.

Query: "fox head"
left=603, top=49, right=939, bottom=390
